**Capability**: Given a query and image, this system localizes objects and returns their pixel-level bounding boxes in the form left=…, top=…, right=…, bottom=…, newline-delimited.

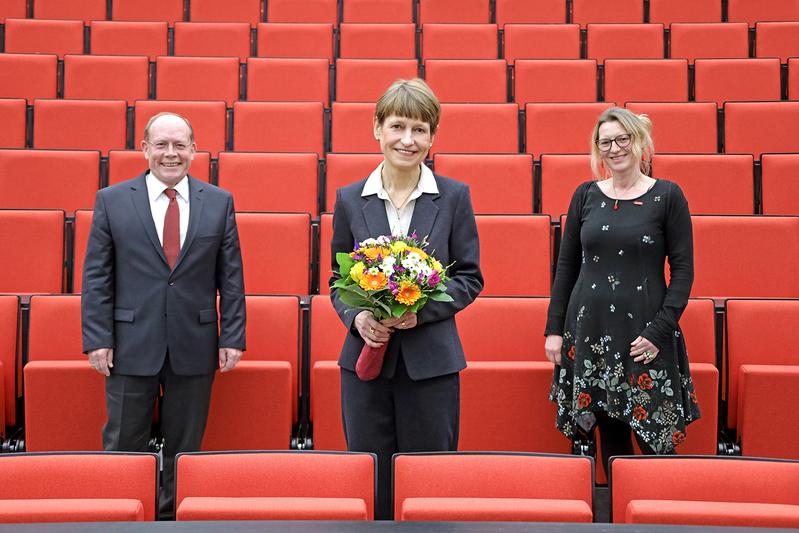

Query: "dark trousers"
left=341, top=356, right=459, bottom=520
left=103, top=357, right=214, bottom=520
left=595, top=411, right=671, bottom=474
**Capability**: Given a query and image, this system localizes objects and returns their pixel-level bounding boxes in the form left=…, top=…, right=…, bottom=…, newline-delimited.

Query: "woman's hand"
left=631, top=335, right=659, bottom=364
left=380, top=311, right=417, bottom=331
left=544, top=335, right=563, bottom=365
left=354, top=310, right=393, bottom=348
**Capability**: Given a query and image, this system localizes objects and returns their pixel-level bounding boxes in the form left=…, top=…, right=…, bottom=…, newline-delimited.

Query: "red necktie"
left=163, top=188, right=180, bottom=268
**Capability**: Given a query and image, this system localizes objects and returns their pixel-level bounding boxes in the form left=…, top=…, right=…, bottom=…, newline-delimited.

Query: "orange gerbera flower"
left=362, top=247, right=392, bottom=261
left=396, top=280, right=422, bottom=305
left=359, top=272, right=387, bottom=291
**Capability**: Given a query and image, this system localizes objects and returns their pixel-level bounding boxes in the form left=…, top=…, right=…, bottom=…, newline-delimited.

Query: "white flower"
left=360, top=238, right=379, bottom=246
left=368, top=267, right=379, bottom=275
left=376, top=235, right=392, bottom=244
left=379, top=256, right=396, bottom=275
left=402, top=252, right=422, bottom=269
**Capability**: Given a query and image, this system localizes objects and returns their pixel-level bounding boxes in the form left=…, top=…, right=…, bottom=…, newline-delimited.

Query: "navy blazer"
left=81, top=173, right=246, bottom=376
left=330, top=173, right=483, bottom=380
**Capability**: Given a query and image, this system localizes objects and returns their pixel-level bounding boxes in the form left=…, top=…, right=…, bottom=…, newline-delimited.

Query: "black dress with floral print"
left=545, top=179, right=701, bottom=453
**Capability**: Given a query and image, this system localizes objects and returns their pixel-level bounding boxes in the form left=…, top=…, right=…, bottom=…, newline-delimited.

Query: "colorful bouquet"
left=332, top=233, right=453, bottom=380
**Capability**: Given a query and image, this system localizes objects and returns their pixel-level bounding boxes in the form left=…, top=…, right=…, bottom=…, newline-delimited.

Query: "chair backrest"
left=418, top=0, right=490, bottom=24
left=624, top=102, right=717, bottom=153
left=72, top=209, right=93, bottom=292
left=342, top=0, right=413, bottom=23
left=514, top=59, right=597, bottom=105
left=761, top=153, right=799, bottom=215
left=649, top=0, right=721, bottom=24
left=525, top=102, right=615, bottom=158
left=727, top=0, right=799, bottom=27
left=421, top=23, right=498, bottom=60
left=0, top=295, right=19, bottom=428
left=755, top=22, right=799, bottom=63
left=540, top=154, right=592, bottom=218
left=503, top=23, right=580, bottom=63
left=586, top=23, right=664, bottom=62
left=107, top=150, right=212, bottom=186
left=317, top=213, right=334, bottom=295
left=724, top=101, right=799, bottom=159
left=135, top=100, right=227, bottom=157
left=572, top=0, right=643, bottom=26
left=430, top=103, right=518, bottom=154
left=156, top=56, right=240, bottom=106
left=33, top=99, right=127, bottom=154
left=190, top=0, right=262, bottom=25
left=335, top=59, right=418, bottom=103
left=28, top=294, right=83, bottom=361
left=309, top=294, right=345, bottom=368
left=173, top=22, right=251, bottom=61
left=4, top=18, right=84, bottom=57
left=232, top=101, right=324, bottom=155
left=604, top=59, right=689, bottom=102
left=339, top=23, right=416, bottom=59
left=496, top=0, right=567, bottom=26
left=670, top=22, right=749, bottom=63
left=63, top=54, right=149, bottom=105
left=256, top=23, right=334, bottom=61
left=424, top=59, right=507, bottom=103
left=0, top=53, right=58, bottom=101
left=0, top=99, right=27, bottom=148
left=112, top=0, right=183, bottom=24
left=247, top=57, right=329, bottom=105
left=266, top=0, right=338, bottom=24
left=89, top=21, right=167, bottom=59
left=680, top=298, right=716, bottom=365
left=694, top=58, right=781, bottom=105
left=34, top=0, right=105, bottom=21
left=324, top=153, right=384, bottom=212
left=0, top=0, right=26, bottom=20
left=330, top=102, right=380, bottom=153
left=0, top=209, right=64, bottom=293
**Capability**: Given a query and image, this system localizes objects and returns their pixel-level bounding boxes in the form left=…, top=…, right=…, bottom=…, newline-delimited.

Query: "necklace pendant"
left=613, top=199, right=619, bottom=211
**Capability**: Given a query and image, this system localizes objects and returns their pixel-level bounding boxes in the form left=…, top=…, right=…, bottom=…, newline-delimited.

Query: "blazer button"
left=169, top=282, right=175, bottom=286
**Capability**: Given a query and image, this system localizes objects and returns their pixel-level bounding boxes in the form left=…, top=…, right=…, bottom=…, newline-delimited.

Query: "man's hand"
left=219, top=347, right=243, bottom=372
left=87, top=348, right=114, bottom=376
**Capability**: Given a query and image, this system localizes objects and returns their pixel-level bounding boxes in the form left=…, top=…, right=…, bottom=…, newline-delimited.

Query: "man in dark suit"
left=81, top=112, right=246, bottom=520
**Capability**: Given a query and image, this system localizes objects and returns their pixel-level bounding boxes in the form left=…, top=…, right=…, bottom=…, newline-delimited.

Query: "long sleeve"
left=216, top=193, right=246, bottom=350
left=81, top=191, right=116, bottom=352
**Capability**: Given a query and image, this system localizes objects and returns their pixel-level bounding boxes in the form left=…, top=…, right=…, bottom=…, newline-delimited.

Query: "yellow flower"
left=391, top=241, right=408, bottom=254
left=349, top=262, right=365, bottom=281
left=432, top=259, right=444, bottom=273
left=359, top=272, right=388, bottom=291
left=396, top=280, right=422, bottom=305
left=406, top=247, right=428, bottom=259
left=363, top=247, right=392, bottom=261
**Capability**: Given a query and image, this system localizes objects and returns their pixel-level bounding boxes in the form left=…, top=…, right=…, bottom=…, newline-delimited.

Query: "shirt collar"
left=361, top=162, right=439, bottom=198
left=146, top=172, right=189, bottom=203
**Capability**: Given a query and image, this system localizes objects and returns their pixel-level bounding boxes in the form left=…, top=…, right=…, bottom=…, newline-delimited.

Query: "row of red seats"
left=1, top=0, right=797, bottom=27
left=2, top=99, right=799, bottom=158
left=4, top=19, right=799, bottom=62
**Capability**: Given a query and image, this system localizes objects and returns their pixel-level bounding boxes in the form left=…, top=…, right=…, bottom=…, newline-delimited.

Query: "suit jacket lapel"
left=130, top=173, right=169, bottom=266
left=362, top=194, right=392, bottom=239
left=171, top=176, right=203, bottom=272
left=408, top=191, right=440, bottom=242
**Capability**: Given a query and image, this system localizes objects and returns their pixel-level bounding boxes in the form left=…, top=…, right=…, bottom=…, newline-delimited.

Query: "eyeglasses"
left=595, top=134, right=632, bottom=152
left=145, top=141, right=192, bottom=152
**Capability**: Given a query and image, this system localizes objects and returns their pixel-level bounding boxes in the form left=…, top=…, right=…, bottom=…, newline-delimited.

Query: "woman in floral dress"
left=544, top=107, right=701, bottom=471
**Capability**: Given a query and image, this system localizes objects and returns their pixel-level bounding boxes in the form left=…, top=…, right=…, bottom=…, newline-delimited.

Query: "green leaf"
left=336, top=252, right=355, bottom=276
left=429, top=291, right=454, bottom=302
left=332, top=278, right=352, bottom=289
left=336, top=290, right=371, bottom=309
left=391, top=302, right=408, bottom=318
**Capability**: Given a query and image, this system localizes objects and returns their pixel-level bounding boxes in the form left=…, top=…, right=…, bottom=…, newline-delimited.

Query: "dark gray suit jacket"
left=81, top=173, right=246, bottom=376
left=330, top=174, right=483, bottom=380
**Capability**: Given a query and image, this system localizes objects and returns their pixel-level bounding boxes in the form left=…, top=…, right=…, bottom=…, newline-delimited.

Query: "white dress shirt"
left=146, top=173, right=190, bottom=248
left=361, top=163, right=439, bottom=237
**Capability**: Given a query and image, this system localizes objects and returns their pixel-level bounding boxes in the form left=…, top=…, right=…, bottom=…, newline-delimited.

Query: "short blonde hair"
left=143, top=112, right=195, bottom=143
left=375, top=78, right=441, bottom=134
left=590, top=107, right=654, bottom=180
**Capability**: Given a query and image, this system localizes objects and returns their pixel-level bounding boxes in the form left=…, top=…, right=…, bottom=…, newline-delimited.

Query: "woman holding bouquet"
left=544, top=107, right=700, bottom=473
left=329, top=78, right=483, bottom=520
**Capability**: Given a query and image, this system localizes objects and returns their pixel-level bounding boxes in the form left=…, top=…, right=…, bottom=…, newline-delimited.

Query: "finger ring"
left=644, top=351, right=652, bottom=357
left=369, top=327, right=375, bottom=334
left=400, top=321, right=406, bottom=327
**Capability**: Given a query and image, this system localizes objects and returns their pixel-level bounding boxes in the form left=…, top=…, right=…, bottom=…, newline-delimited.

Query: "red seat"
left=339, top=23, right=416, bottom=59
left=540, top=154, right=591, bottom=218
left=335, top=59, right=418, bottom=103
left=790, top=57, right=799, bottom=100
left=232, top=101, right=324, bottom=155
left=418, top=0, right=490, bottom=23
left=724, top=101, right=799, bottom=158
left=0, top=99, right=26, bottom=148
left=173, top=22, right=251, bottom=61
left=0, top=149, right=99, bottom=214
left=0, top=210, right=64, bottom=294
left=525, top=102, right=615, bottom=158
left=107, top=150, right=212, bottom=186
left=34, top=99, right=127, bottom=155
left=247, top=57, right=329, bottom=105
left=586, top=23, right=664, bottom=62
left=422, top=23, right=498, bottom=60
left=89, top=21, right=168, bottom=60
left=0, top=53, right=57, bottom=101
left=342, top=0, right=413, bottom=23
left=0, top=499, right=144, bottom=523
left=694, top=58, right=781, bottom=105
left=63, top=54, right=149, bottom=105
left=433, top=154, right=533, bottom=214
left=256, top=23, right=333, bottom=62
left=324, top=153, right=384, bottom=212
left=431, top=103, right=519, bottom=154
left=134, top=100, right=227, bottom=157
left=762, top=153, right=799, bottom=214
left=572, top=0, right=643, bottom=27
left=503, top=24, right=580, bottom=63
left=756, top=22, right=799, bottom=63
left=156, top=56, right=240, bottom=106
left=0, top=0, right=25, bottom=20
left=496, top=0, right=567, bottom=25
left=624, top=102, right=717, bottom=153
left=514, top=59, right=597, bottom=104
left=217, top=152, right=318, bottom=214
left=670, top=23, right=749, bottom=64
left=424, top=60, right=507, bottom=103
left=0, top=296, right=18, bottom=431
left=266, top=0, right=338, bottom=25
left=4, top=18, right=84, bottom=57
left=189, top=0, right=262, bottom=25
left=33, top=0, right=105, bottom=21
left=648, top=0, right=722, bottom=24
left=330, top=102, right=380, bottom=152
left=394, top=453, right=593, bottom=522
left=728, top=0, right=799, bottom=27
left=112, top=0, right=183, bottom=25
left=651, top=154, right=753, bottom=214
left=604, top=59, right=688, bottom=102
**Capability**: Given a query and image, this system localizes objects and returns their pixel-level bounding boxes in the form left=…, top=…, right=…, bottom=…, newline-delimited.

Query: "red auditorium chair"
left=0, top=0, right=25, bottom=20
left=790, top=58, right=799, bottom=100
left=514, top=59, right=597, bottom=104
left=762, top=153, right=799, bottom=214
left=691, top=215, right=799, bottom=299
left=430, top=103, right=518, bottom=154
left=433, top=154, right=533, bottom=214
left=112, top=0, right=184, bottom=25
left=342, top=0, right=413, bottom=23
left=256, top=23, right=334, bottom=61
left=756, top=22, right=799, bottom=63
left=624, top=102, right=717, bottom=153
left=670, top=23, right=749, bottom=63
left=496, top=0, right=567, bottom=25
left=266, top=0, right=338, bottom=25
left=503, top=24, right=580, bottom=63
left=0, top=149, right=99, bottom=214
left=0, top=53, right=57, bottom=101
left=33, top=0, right=105, bottom=21
left=418, top=0, right=490, bottom=23
left=217, top=152, right=319, bottom=214
left=235, top=212, right=311, bottom=294
left=232, top=101, right=324, bottom=154
left=611, top=456, right=799, bottom=527
left=724, top=101, right=799, bottom=158
left=572, top=0, right=643, bottom=27
left=648, top=0, right=721, bottom=24
left=324, top=153, right=384, bottom=212
left=176, top=452, right=375, bottom=521
left=33, top=99, right=127, bottom=154
left=135, top=100, right=227, bottom=157
left=586, top=24, right=664, bottom=62
left=0, top=452, right=158, bottom=523
left=604, top=59, right=688, bottom=102
left=421, top=24, right=498, bottom=60
left=476, top=215, right=550, bottom=296
left=339, top=23, right=416, bottom=59
left=0, top=296, right=18, bottom=432
left=189, top=0, right=262, bottom=25
left=728, top=0, right=799, bottom=27
left=726, top=299, right=799, bottom=459
left=694, top=58, right=781, bottom=106
left=72, top=209, right=92, bottom=292
left=63, top=55, right=149, bottom=105
left=155, top=56, right=240, bottom=106
left=424, top=60, right=507, bottom=103
left=89, top=21, right=168, bottom=60
left=651, top=154, right=753, bottom=214
left=540, top=154, right=591, bottom=218
left=330, top=102, right=379, bottom=152
left=525, top=102, right=615, bottom=159
left=107, top=150, right=212, bottom=187
left=0, top=99, right=25, bottom=148
left=0, top=210, right=64, bottom=294
left=4, top=18, right=83, bottom=57
left=173, top=22, right=251, bottom=61
left=394, top=453, right=593, bottom=522
left=247, top=57, right=330, bottom=105
left=335, top=59, right=418, bottom=103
